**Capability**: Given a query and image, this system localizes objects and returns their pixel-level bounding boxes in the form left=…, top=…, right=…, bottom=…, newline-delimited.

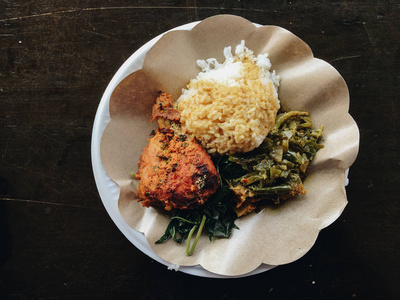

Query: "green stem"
left=171, top=216, right=197, bottom=224
left=185, top=225, right=197, bottom=256
left=186, top=215, right=207, bottom=256
left=249, top=184, right=294, bottom=195
left=275, top=111, right=308, bottom=129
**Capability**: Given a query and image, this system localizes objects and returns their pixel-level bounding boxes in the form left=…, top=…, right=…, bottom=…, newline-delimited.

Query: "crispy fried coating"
left=150, top=92, right=180, bottom=127
left=136, top=93, right=220, bottom=210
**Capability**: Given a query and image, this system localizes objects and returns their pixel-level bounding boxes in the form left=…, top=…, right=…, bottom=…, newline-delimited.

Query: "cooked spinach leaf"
left=155, top=183, right=238, bottom=255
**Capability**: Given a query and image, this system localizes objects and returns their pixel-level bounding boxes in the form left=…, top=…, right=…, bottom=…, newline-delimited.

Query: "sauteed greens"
left=218, top=111, right=324, bottom=216
left=155, top=185, right=238, bottom=256
left=156, top=110, right=323, bottom=255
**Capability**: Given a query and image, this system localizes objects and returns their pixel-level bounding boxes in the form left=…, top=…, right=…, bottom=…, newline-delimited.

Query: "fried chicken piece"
left=150, top=92, right=180, bottom=124
left=135, top=93, right=220, bottom=211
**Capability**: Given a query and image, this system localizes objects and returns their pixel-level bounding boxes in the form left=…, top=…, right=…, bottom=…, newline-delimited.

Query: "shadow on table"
left=0, top=177, right=11, bottom=268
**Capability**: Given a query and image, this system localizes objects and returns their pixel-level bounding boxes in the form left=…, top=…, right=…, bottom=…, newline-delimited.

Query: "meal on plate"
left=133, top=41, right=323, bottom=255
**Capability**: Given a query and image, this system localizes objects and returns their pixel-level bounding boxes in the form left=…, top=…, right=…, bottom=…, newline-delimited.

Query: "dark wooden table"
left=1, top=1, right=399, bottom=299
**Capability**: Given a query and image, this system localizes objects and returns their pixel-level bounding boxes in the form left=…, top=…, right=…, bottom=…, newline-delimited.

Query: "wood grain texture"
left=0, top=1, right=399, bottom=298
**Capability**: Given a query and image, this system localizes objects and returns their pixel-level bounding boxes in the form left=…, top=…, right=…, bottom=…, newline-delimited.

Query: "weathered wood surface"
left=1, top=1, right=399, bottom=298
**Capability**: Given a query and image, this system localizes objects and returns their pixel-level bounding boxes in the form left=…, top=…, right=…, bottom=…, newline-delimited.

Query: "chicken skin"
left=135, top=93, right=220, bottom=211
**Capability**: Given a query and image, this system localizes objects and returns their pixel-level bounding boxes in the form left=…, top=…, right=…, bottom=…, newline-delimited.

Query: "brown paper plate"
left=92, top=15, right=359, bottom=277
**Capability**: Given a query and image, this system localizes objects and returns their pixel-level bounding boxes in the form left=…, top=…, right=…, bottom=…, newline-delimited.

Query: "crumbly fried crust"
left=136, top=93, right=220, bottom=210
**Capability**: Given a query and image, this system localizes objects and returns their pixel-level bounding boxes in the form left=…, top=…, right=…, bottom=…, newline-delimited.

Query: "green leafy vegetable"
left=155, top=183, right=238, bottom=255
left=221, top=110, right=324, bottom=205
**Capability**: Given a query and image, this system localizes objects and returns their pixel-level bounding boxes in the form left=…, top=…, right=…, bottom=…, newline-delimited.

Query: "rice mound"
left=177, top=40, right=280, bottom=154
